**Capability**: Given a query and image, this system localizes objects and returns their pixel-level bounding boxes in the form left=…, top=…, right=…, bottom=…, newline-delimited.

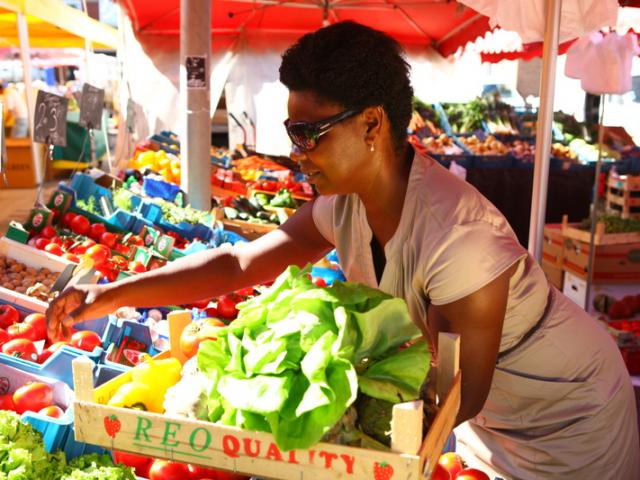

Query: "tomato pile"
left=433, top=452, right=492, bottom=480
left=27, top=212, right=151, bottom=282
left=0, top=381, right=66, bottom=419
left=0, top=305, right=102, bottom=364
left=113, top=453, right=247, bottom=480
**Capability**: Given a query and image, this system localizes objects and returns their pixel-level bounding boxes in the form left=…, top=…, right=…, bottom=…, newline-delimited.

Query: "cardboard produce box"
left=72, top=311, right=461, bottom=480
left=1, top=138, right=37, bottom=188
left=542, top=223, right=565, bottom=267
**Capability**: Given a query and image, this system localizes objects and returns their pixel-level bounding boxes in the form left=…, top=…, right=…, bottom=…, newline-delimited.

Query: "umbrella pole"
left=17, top=12, right=44, bottom=194
left=527, top=0, right=563, bottom=262
left=180, top=0, right=212, bottom=210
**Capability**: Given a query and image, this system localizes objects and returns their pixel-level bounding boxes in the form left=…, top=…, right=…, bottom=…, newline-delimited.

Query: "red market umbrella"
left=117, top=0, right=490, bottom=57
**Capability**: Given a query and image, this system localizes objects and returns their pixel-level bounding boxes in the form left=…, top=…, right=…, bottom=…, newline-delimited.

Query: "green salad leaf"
left=198, top=265, right=430, bottom=451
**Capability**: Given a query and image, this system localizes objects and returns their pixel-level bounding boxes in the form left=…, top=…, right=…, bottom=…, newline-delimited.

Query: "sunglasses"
left=284, top=109, right=361, bottom=151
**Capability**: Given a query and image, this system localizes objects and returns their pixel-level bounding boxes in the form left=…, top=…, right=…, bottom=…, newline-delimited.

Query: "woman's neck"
left=359, top=145, right=413, bottom=246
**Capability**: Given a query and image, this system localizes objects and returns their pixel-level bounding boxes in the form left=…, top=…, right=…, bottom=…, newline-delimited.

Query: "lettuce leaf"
left=197, top=264, right=429, bottom=451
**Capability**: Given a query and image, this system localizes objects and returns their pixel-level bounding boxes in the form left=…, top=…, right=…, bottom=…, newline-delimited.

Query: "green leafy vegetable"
left=198, top=265, right=430, bottom=451
left=76, top=196, right=100, bottom=216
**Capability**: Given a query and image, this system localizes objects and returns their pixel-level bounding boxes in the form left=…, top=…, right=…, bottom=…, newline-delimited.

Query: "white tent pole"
left=16, top=12, right=44, bottom=188
left=180, top=0, right=212, bottom=210
left=528, top=0, right=563, bottom=262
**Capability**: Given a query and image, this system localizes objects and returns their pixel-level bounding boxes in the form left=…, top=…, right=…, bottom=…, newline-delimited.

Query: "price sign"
left=33, top=90, right=68, bottom=146
left=79, top=83, right=105, bottom=129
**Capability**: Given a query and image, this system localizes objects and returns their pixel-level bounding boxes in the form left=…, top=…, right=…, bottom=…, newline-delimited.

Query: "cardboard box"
left=1, top=138, right=36, bottom=188
left=541, top=260, right=564, bottom=290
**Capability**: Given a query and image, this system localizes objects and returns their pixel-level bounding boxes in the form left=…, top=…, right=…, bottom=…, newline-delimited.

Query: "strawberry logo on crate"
left=32, top=213, right=43, bottom=227
left=104, top=414, right=121, bottom=438
left=373, top=461, right=394, bottom=480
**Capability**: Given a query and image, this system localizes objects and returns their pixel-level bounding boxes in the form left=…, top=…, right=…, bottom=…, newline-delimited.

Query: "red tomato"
left=70, top=215, right=90, bottom=235
left=23, top=313, right=46, bottom=341
left=0, top=328, right=9, bottom=348
left=84, top=244, right=111, bottom=264
left=312, top=277, right=327, bottom=287
left=38, top=341, right=68, bottom=364
left=7, top=323, right=38, bottom=342
left=455, top=468, right=491, bottom=480
left=34, top=237, right=51, bottom=250
left=438, top=453, right=464, bottom=479
left=13, top=382, right=53, bottom=414
left=44, top=243, right=64, bottom=256
left=70, top=330, right=102, bottom=352
left=180, top=318, right=224, bottom=359
left=62, top=252, right=80, bottom=263
left=128, top=235, right=144, bottom=246
left=2, top=339, right=38, bottom=362
left=128, top=261, right=147, bottom=273
left=188, top=464, right=247, bottom=480
left=0, top=305, right=19, bottom=329
left=38, top=405, right=65, bottom=418
left=431, top=464, right=451, bottom=480
left=49, top=236, right=64, bottom=246
left=99, top=231, right=117, bottom=249
left=217, top=293, right=242, bottom=320
left=89, top=223, right=107, bottom=241
left=148, top=460, right=192, bottom=480
left=113, top=451, right=154, bottom=478
left=62, top=212, right=77, bottom=228
left=70, top=239, right=95, bottom=255
left=0, top=393, right=16, bottom=411
left=204, top=306, right=219, bottom=318
left=114, top=243, right=130, bottom=256
left=40, top=226, right=57, bottom=239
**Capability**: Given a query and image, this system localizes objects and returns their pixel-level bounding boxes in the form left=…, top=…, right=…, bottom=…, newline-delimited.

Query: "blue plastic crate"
left=311, top=266, right=346, bottom=286
left=143, top=177, right=182, bottom=203
left=430, top=154, right=473, bottom=170
left=100, top=316, right=159, bottom=370
left=0, top=315, right=110, bottom=387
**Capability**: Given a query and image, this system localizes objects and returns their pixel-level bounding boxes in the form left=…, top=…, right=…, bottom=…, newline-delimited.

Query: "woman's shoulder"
left=413, top=154, right=509, bottom=233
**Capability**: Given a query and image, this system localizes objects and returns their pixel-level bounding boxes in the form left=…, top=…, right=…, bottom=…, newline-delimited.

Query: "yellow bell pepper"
left=108, top=357, right=182, bottom=413
left=107, top=381, right=158, bottom=411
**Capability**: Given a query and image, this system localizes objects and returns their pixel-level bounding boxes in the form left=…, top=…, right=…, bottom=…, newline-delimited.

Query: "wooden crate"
left=72, top=311, right=461, bottom=480
left=606, top=173, right=640, bottom=219
left=561, top=216, right=640, bottom=283
left=542, top=223, right=564, bottom=267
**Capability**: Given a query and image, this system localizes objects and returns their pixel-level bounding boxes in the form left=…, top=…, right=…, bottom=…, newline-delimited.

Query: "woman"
left=47, top=21, right=639, bottom=479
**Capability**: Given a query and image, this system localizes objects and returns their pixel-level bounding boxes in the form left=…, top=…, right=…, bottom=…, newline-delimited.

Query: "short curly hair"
left=279, top=21, right=413, bottom=153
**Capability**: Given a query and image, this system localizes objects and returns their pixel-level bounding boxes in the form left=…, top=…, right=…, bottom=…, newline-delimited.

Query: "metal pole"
left=584, top=96, right=606, bottom=311
left=180, top=0, right=212, bottom=210
left=16, top=12, right=44, bottom=188
left=527, top=0, right=563, bottom=262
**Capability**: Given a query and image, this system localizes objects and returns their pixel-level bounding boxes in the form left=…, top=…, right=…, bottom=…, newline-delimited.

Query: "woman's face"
left=286, top=90, right=374, bottom=196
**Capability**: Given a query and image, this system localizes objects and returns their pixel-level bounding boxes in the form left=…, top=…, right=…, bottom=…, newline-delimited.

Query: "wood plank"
left=419, top=372, right=461, bottom=479
left=73, top=402, right=422, bottom=480
left=391, top=400, right=423, bottom=455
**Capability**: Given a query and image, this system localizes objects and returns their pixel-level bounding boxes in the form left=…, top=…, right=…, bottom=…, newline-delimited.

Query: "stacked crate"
left=606, top=172, right=640, bottom=219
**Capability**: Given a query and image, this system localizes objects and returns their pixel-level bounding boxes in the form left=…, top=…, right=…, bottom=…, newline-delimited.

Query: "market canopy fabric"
left=0, top=0, right=118, bottom=49
left=117, top=0, right=490, bottom=57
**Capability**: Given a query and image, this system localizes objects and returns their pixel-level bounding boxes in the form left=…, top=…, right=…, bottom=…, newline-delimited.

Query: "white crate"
left=562, top=271, right=640, bottom=314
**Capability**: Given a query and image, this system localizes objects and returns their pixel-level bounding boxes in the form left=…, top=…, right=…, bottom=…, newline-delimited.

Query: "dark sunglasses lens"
left=288, top=124, right=316, bottom=151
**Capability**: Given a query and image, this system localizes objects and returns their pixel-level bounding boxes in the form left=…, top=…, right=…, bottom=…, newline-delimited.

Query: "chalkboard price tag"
left=33, top=90, right=68, bottom=146
left=79, top=83, right=105, bottom=129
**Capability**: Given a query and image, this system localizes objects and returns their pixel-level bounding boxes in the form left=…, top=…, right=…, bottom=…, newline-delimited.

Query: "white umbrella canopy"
left=458, top=0, right=621, bottom=261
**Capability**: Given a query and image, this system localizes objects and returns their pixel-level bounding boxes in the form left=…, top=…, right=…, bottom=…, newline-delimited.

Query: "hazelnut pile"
left=0, top=255, right=59, bottom=300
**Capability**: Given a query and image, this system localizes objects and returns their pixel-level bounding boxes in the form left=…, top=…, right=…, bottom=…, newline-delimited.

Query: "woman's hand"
left=46, top=284, right=116, bottom=342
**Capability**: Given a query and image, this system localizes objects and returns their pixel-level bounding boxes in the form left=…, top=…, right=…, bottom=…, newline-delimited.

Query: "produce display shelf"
left=71, top=311, right=461, bottom=480
left=561, top=215, right=640, bottom=246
